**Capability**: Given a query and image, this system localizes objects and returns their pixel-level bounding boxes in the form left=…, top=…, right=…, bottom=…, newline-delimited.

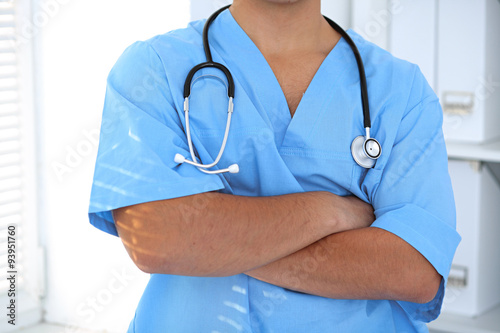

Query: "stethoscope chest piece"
left=351, top=134, right=381, bottom=169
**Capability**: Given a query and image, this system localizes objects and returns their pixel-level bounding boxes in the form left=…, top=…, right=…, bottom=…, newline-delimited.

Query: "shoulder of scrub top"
left=142, top=18, right=208, bottom=70
left=103, top=18, right=214, bottom=126
left=108, top=16, right=210, bottom=85
left=346, top=29, right=437, bottom=127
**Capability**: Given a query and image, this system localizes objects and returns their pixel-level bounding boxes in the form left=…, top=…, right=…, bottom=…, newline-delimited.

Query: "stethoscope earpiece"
left=175, top=154, right=240, bottom=174
left=174, top=153, right=186, bottom=164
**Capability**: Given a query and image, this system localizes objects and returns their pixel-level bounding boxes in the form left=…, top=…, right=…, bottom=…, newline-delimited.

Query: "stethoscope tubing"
left=322, top=16, right=371, bottom=129
left=184, top=96, right=234, bottom=172
left=184, top=62, right=235, bottom=99
left=203, top=5, right=231, bottom=63
left=176, top=5, right=381, bottom=172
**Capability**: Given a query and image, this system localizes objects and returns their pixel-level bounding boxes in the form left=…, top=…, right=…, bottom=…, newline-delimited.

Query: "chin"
left=266, top=0, right=302, bottom=4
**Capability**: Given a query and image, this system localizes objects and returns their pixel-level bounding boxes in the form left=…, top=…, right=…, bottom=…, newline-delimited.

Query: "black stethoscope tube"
left=177, top=5, right=381, bottom=171
left=183, top=61, right=235, bottom=98
left=322, top=16, right=371, bottom=129
left=183, top=5, right=234, bottom=99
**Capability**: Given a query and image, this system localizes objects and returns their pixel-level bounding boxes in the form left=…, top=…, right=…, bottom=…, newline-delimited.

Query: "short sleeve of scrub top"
left=88, top=41, right=225, bottom=236
left=348, top=58, right=461, bottom=322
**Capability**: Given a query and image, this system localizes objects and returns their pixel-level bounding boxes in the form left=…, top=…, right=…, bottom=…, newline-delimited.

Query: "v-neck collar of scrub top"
left=207, top=9, right=358, bottom=149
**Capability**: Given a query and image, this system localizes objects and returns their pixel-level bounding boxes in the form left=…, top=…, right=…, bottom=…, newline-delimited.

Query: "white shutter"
left=0, top=0, right=24, bottom=290
left=0, top=0, right=42, bottom=330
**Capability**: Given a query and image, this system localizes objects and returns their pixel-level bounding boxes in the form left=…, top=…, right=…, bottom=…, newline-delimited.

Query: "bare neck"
left=229, top=0, right=337, bottom=57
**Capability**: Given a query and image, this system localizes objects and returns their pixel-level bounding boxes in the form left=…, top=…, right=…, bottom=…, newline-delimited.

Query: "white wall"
left=190, top=0, right=231, bottom=21
left=350, top=0, right=438, bottom=89
left=189, top=0, right=352, bottom=27
left=35, top=0, right=189, bottom=331
left=321, top=0, right=351, bottom=29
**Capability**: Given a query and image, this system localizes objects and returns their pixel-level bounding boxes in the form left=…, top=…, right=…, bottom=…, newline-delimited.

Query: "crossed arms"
left=113, top=191, right=441, bottom=304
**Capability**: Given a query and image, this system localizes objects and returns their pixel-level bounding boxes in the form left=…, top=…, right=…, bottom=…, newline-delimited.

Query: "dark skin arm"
left=246, top=227, right=442, bottom=304
left=113, top=191, right=371, bottom=277
left=114, top=192, right=440, bottom=303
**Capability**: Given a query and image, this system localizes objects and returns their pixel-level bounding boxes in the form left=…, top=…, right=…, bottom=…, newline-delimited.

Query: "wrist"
left=306, top=191, right=343, bottom=235
left=335, top=195, right=375, bottom=231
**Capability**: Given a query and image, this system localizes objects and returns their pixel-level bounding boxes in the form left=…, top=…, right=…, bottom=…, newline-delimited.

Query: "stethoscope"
left=174, top=5, right=381, bottom=174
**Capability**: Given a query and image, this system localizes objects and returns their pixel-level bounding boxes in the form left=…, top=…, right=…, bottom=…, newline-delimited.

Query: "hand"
left=337, top=195, right=375, bottom=232
left=310, top=192, right=375, bottom=235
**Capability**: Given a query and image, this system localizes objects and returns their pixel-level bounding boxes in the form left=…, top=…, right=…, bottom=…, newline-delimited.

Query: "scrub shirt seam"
left=245, top=278, right=254, bottom=333
left=143, top=41, right=180, bottom=117
left=349, top=163, right=358, bottom=194
left=196, top=126, right=273, bottom=138
left=400, top=94, right=440, bottom=125
left=114, top=39, right=186, bottom=132
left=400, top=66, right=422, bottom=119
left=279, top=147, right=351, bottom=159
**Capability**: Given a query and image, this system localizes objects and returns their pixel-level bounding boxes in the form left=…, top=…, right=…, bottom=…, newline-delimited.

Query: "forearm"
left=114, top=191, right=355, bottom=277
left=246, top=227, right=442, bottom=303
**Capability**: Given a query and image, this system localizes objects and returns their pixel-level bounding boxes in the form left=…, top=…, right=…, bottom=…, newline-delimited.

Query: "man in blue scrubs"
left=89, top=0, right=461, bottom=331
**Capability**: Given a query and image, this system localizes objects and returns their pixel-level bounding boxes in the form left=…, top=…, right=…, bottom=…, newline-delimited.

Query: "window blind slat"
left=0, top=152, right=20, bottom=167
left=0, top=177, right=22, bottom=192
left=0, top=214, right=21, bottom=226
left=0, top=59, right=15, bottom=66
left=0, top=72, right=17, bottom=79
left=0, top=139, right=21, bottom=153
left=0, top=22, right=14, bottom=28
left=0, top=9, right=14, bottom=15
left=0, top=104, right=19, bottom=115
left=0, top=188, right=21, bottom=203
left=0, top=128, right=20, bottom=141
left=0, top=115, right=20, bottom=128
left=0, top=165, right=22, bottom=180
left=0, top=201, right=22, bottom=217
left=0, top=44, right=16, bottom=53
left=0, top=85, right=17, bottom=91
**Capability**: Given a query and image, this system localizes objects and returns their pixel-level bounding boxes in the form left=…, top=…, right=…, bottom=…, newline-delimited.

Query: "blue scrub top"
left=89, top=9, right=460, bottom=333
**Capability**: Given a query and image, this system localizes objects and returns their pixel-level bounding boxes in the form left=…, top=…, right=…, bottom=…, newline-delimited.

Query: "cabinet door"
left=438, top=0, right=487, bottom=142
left=351, top=0, right=392, bottom=50
left=389, top=0, right=437, bottom=90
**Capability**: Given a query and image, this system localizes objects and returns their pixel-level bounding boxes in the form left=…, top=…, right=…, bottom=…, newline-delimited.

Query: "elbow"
left=127, top=250, right=160, bottom=274
left=388, top=255, right=442, bottom=304
left=125, top=238, right=228, bottom=277
left=123, top=233, right=198, bottom=275
left=113, top=206, right=188, bottom=275
left=415, top=273, right=442, bottom=304
left=131, top=252, right=177, bottom=275
left=131, top=251, right=232, bottom=277
left=113, top=203, right=233, bottom=277
left=131, top=257, right=154, bottom=274
left=405, top=269, right=442, bottom=304
left=118, top=237, right=179, bottom=275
